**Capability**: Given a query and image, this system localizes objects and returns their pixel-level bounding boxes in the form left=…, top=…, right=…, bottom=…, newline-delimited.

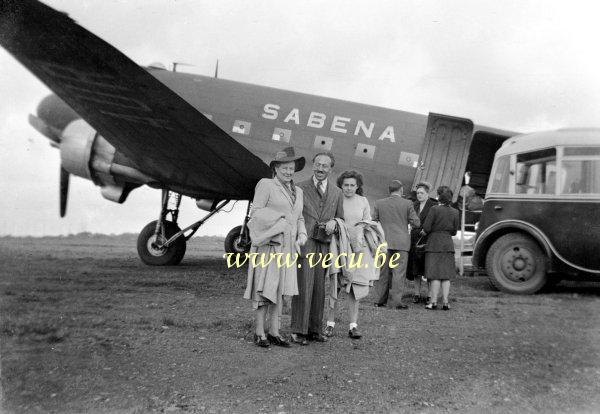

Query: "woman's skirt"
left=425, top=252, right=456, bottom=280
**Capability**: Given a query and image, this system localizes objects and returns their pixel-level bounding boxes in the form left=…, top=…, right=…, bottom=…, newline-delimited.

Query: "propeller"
left=59, top=166, right=70, bottom=217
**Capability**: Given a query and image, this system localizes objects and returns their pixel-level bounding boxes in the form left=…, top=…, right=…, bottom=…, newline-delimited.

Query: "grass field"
left=1, top=235, right=599, bottom=413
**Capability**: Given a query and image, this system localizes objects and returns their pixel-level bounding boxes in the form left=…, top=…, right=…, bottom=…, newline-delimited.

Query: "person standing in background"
left=422, top=186, right=460, bottom=310
left=373, top=180, right=420, bottom=309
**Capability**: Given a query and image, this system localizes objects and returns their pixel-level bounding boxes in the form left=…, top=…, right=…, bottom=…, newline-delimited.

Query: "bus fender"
left=473, top=220, right=553, bottom=269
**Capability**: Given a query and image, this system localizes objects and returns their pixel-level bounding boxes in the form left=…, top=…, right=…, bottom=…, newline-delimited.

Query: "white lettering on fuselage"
left=261, top=103, right=395, bottom=142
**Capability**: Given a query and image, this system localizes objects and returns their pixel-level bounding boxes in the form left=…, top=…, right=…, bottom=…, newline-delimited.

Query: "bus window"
left=489, top=155, right=510, bottom=193
left=560, top=147, right=600, bottom=194
left=515, top=148, right=556, bottom=195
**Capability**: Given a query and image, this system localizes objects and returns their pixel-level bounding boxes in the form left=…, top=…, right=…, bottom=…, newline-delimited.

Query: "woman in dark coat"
left=421, top=186, right=459, bottom=310
left=408, top=182, right=437, bottom=303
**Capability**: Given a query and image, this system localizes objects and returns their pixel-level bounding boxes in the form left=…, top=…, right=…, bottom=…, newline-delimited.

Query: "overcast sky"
left=1, top=0, right=599, bottom=237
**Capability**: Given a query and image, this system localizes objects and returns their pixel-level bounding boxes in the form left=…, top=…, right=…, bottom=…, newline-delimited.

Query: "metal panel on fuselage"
left=149, top=70, right=429, bottom=203
left=412, top=114, right=474, bottom=200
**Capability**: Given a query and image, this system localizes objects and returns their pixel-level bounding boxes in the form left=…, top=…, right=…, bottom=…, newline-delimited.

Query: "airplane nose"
left=36, top=94, right=79, bottom=132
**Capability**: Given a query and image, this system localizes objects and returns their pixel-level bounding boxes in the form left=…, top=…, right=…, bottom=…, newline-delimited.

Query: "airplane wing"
left=0, top=0, right=271, bottom=200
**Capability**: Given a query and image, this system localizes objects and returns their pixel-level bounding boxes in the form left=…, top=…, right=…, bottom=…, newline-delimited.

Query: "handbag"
left=311, top=222, right=333, bottom=244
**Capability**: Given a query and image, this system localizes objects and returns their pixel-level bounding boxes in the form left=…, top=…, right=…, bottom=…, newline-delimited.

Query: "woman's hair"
left=336, top=170, right=364, bottom=196
left=415, top=182, right=430, bottom=193
left=437, top=185, right=453, bottom=205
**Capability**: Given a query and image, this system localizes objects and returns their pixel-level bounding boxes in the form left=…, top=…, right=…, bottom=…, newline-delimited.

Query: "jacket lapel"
left=300, top=179, right=320, bottom=220
left=273, top=178, right=294, bottom=208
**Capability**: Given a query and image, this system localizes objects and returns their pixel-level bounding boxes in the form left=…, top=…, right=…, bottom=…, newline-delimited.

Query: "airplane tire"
left=137, top=220, right=186, bottom=266
left=485, top=233, right=547, bottom=294
left=224, top=225, right=251, bottom=255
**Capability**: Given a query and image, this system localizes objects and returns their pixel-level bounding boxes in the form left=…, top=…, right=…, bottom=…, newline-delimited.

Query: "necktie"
left=317, top=181, right=325, bottom=198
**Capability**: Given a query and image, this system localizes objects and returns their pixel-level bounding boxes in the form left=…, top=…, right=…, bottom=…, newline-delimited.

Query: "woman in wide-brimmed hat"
left=243, top=147, right=308, bottom=347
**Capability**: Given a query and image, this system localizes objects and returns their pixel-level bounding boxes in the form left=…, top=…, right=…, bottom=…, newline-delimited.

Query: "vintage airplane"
left=0, top=0, right=515, bottom=265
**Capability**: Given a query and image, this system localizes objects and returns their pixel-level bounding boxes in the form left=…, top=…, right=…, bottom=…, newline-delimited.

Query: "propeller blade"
left=60, top=167, right=70, bottom=217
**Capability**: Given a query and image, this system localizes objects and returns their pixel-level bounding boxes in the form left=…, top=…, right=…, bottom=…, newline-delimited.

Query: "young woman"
left=421, top=186, right=459, bottom=310
left=325, top=170, right=379, bottom=339
left=243, top=147, right=307, bottom=347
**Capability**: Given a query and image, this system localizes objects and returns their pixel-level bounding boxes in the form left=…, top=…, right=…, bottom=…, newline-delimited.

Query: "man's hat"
left=269, top=147, right=305, bottom=172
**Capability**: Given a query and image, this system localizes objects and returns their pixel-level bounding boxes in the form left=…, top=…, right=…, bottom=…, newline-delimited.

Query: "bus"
left=472, top=128, right=600, bottom=294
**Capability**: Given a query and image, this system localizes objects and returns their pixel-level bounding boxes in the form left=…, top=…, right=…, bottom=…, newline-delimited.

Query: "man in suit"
left=373, top=180, right=420, bottom=309
left=290, top=152, right=343, bottom=345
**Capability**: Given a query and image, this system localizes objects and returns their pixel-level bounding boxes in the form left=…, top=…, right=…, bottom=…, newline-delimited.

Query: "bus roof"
left=496, top=128, right=600, bottom=157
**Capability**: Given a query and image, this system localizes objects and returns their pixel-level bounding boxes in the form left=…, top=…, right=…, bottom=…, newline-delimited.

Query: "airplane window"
left=272, top=128, right=291, bottom=143
left=355, top=143, right=375, bottom=159
left=398, top=151, right=420, bottom=168
left=233, top=120, right=251, bottom=135
left=314, top=136, right=333, bottom=151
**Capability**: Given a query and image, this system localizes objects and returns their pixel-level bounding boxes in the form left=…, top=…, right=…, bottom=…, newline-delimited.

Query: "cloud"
left=1, top=0, right=598, bottom=235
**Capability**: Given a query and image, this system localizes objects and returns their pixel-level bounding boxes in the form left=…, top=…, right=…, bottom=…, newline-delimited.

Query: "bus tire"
left=137, top=220, right=186, bottom=266
left=485, top=232, right=548, bottom=294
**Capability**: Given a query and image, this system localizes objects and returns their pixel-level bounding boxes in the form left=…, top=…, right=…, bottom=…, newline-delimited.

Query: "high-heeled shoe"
left=266, top=333, right=291, bottom=347
left=253, top=334, right=270, bottom=348
left=425, top=303, right=437, bottom=310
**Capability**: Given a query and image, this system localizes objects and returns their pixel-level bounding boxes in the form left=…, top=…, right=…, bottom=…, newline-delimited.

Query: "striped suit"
left=290, top=178, right=343, bottom=335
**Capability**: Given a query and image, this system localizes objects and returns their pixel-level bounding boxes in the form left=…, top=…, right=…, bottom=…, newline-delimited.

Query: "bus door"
left=412, top=113, right=474, bottom=201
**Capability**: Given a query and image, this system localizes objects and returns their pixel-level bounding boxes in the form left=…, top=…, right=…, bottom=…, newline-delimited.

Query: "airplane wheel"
left=486, top=233, right=547, bottom=294
left=137, top=220, right=186, bottom=266
left=224, top=225, right=251, bottom=255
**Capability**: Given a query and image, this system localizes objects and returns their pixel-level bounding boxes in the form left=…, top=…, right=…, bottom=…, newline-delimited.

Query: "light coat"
left=243, top=178, right=306, bottom=305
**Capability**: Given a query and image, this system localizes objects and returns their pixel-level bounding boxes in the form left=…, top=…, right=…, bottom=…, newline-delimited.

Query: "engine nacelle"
left=196, top=199, right=219, bottom=211
left=60, top=119, right=153, bottom=203
left=60, top=119, right=95, bottom=180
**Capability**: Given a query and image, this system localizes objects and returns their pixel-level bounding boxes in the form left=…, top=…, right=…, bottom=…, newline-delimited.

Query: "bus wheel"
left=486, top=233, right=548, bottom=294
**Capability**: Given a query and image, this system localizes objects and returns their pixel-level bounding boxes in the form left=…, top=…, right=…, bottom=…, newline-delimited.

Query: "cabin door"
left=412, top=113, right=474, bottom=201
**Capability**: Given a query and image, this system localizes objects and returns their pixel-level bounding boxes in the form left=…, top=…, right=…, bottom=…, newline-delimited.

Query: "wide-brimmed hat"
left=269, top=146, right=305, bottom=172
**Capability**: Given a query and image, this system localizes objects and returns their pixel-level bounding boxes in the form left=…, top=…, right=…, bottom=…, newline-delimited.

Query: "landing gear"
left=137, top=220, right=186, bottom=266
left=224, top=203, right=252, bottom=254
left=136, top=189, right=232, bottom=266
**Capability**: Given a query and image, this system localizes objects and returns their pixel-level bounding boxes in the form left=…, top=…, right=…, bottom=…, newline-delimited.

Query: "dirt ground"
left=1, top=235, right=599, bottom=413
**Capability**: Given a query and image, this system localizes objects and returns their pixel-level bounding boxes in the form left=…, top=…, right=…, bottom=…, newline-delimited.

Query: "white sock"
left=327, top=321, right=335, bottom=328
left=349, top=322, right=358, bottom=330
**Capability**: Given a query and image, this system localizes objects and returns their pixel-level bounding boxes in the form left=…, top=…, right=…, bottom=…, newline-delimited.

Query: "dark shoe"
left=425, top=303, right=437, bottom=310
left=395, top=303, right=408, bottom=309
left=290, top=333, right=308, bottom=346
left=267, top=333, right=291, bottom=347
left=348, top=327, right=362, bottom=339
left=374, top=303, right=386, bottom=308
left=442, top=303, right=450, bottom=311
left=323, top=325, right=334, bottom=337
left=308, top=332, right=328, bottom=342
left=412, top=295, right=421, bottom=304
left=253, top=334, right=270, bottom=348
